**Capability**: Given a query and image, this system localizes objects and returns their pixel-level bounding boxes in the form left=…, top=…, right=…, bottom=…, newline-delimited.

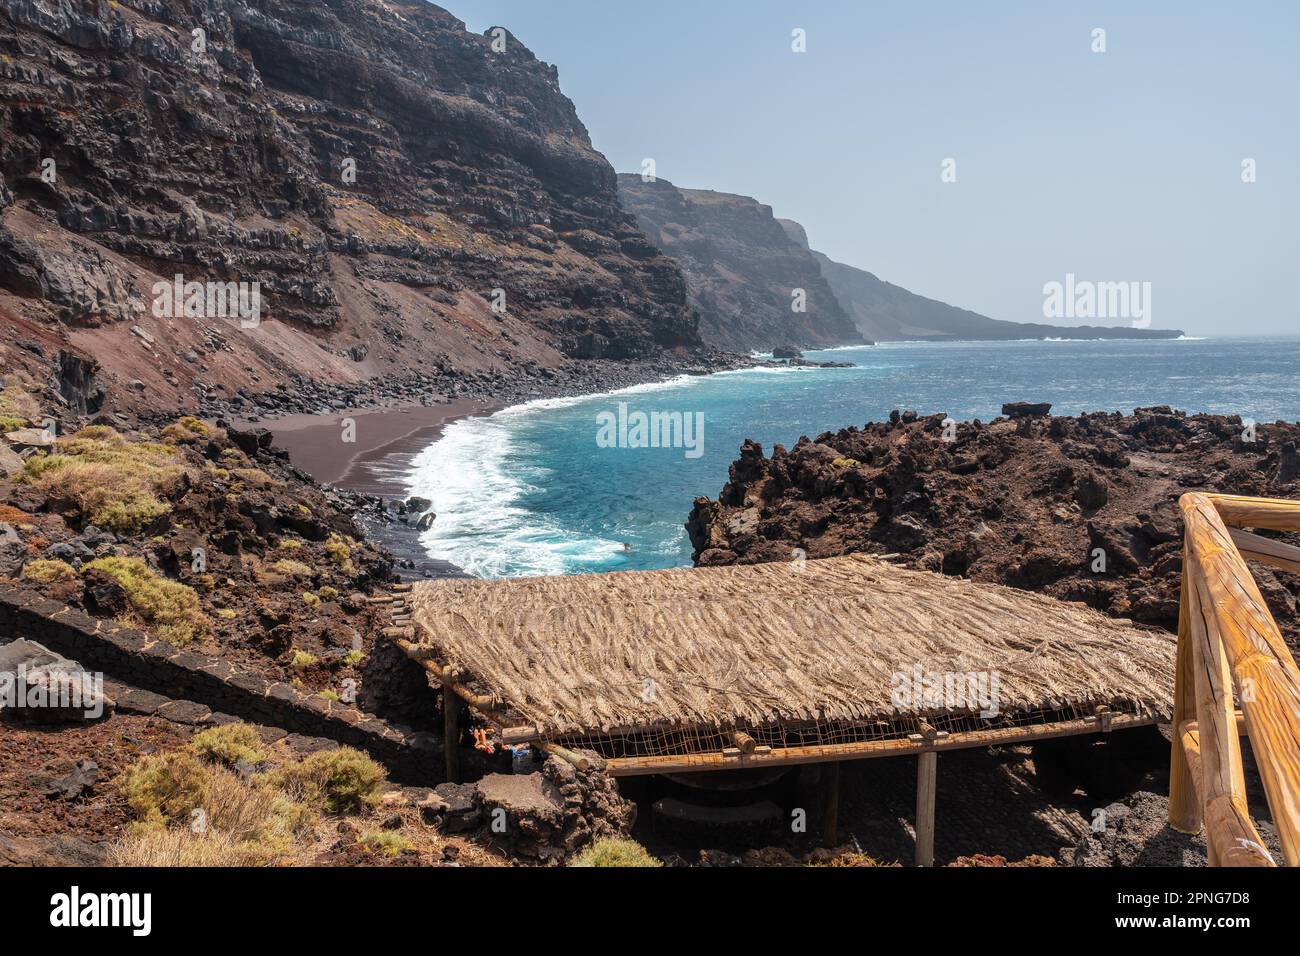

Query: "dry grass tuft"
left=19, top=426, right=191, bottom=533
left=20, top=558, right=77, bottom=584
left=189, top=724, right=269, bottom=767
left=265, top=747, right=385, bottom=814
left=83, top=556, right=208, bottom=646
left=569, top=838, right=662, bottom=867
left=112, top=729, right=318, bottom=867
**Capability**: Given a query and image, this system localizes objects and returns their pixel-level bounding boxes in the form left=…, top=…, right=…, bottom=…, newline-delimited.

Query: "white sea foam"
left=406, top=412, right=627, bottom=578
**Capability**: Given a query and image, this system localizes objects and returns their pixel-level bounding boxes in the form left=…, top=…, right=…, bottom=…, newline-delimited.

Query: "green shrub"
left=569, top=838, right=662, bottom=868
left=361, top=831, right=411, bottom=858
left=324, top=533, right=355, bottom=573
left=290, top=650, right=318, bottom=668
left=189, top=724, right=268, bottom=767
left=21, top=559, right=77, bottom=584
left=82, top=556, right=207, bottom=646
left=269, top=747, right=385, bottom=814
left=118, top=751, right=210, bottom=832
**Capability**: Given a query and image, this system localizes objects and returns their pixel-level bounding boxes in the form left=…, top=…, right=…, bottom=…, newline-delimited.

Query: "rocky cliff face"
left=617, top=176, right=861, bottom=353
left=687, top=407, right=1300, bottom=646
left=0, top=0, right=701, bottom=414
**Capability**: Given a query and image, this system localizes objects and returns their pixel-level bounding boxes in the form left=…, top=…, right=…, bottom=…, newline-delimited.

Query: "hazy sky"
left=456, top=1, right=1297, bottom=336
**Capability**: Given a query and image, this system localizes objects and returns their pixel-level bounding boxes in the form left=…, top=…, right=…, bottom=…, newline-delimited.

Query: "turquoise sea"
left=405, top=337, right=1300, bottom=579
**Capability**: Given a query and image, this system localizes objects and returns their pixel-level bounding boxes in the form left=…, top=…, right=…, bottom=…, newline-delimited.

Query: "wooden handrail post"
left=1175, top=492, right=1300, bottom=866
left=1168, top=558, right=1202, bottom=834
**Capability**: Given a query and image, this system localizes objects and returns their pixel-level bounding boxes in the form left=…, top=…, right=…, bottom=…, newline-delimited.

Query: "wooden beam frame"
left=602, top=712, right=1155, bottom=777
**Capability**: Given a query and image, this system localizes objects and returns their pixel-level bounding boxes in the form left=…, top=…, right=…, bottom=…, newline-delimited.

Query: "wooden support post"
left=915, top=750, right=937, bottom=867
left=443, top=684, right=460, bottom=784
left=821, top=761, right=840, bottom=849
left=1168, top=559, right=1202, bottom=834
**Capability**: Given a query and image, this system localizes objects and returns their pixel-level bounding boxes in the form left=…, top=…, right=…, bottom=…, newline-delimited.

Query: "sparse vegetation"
left=0, top=382, right=38, bottom=427
left=18, top=426, right=190, bottom=533
left=808, top=851, right=900, bottom=867
left=569, top=838, right=662, bottom=868
left=343, top=649, right=365, bottom=666
left=114, top=747, right=316, bottom=866
left=82, top=556, right=207, bottom=646
left=118, top=751, right=210, bottom=833
left=290, top=650, right=319, bottom=668
left=20, top=558, right=77, bottom=584
left=361, top=831, right=411, bottom=858
left=266, top=747, right=385, bottom=814
left=302, top=592, right=321, bottom=607
left=325, top=533, right=355, bottom=573
left=189, top=724, right=269, bottom=767
left=160, top=416, right=210, bottom=444
left=273, top=558, right=313, bottom=579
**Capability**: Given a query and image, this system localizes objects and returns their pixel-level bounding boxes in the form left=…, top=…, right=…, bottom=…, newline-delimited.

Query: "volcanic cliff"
left=617, top=176, right=862, bottom=353
left=0, top=0, right=704, bottom=416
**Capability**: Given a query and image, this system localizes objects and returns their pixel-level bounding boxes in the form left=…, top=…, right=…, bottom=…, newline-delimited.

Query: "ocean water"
left=405, top=337, right=1300, bottom=579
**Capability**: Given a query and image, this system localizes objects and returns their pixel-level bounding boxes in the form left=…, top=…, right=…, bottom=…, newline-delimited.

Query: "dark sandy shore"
left=233, top=398, right=501, bottom=579
left=236, top=397, right=500, bottom=496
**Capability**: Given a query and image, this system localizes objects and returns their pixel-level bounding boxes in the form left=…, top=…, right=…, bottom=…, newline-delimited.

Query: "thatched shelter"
left=401, top=554, right=1175, bottom=771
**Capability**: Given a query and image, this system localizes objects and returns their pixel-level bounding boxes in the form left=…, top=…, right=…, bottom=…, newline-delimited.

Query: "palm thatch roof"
left=407, top=554, right=1176, bottom=740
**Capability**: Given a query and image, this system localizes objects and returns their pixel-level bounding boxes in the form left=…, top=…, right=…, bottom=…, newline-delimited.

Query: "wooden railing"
left=1168, top=493, right=1300, bottom=866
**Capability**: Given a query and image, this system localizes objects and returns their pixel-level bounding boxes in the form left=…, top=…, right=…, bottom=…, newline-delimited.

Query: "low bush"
left=189, top=724, right=268, bottom=767
left=569, top=838, right=662, bottom=868
left=113, top=750, right=316, bottom=866
left=324, top=533, right=355, bottom=573
left=82, top=556, right=207, bottom=646
left=267, top=747, right=385, bottom=814
left=361, top=831, right=411, bottom=858
left=273, top=558, right=313, bottom=579
left=118, top=751, right=210, bottom=832
left=160, top=416, right=210, bottom=444
left=20, top=559, right=77, bottom=584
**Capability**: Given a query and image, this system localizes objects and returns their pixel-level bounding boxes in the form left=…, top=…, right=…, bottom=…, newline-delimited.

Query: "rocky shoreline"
left=687, top=403, right=1300, bottom=648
